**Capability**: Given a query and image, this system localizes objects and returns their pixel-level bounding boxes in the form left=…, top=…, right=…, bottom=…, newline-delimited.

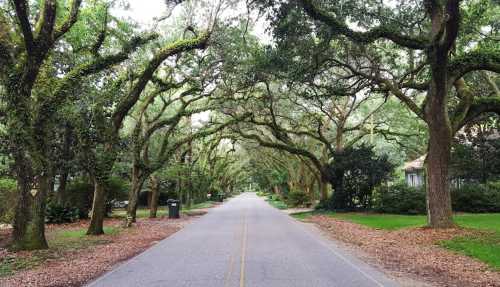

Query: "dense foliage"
left=0, top=0, right=498, bottom=251
left=326, top=145, right=394, bottom=210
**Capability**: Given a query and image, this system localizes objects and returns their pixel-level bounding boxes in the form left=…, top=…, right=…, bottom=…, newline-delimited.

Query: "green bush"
left=452, top=181, right=500, bottom=213
left=0, top=178, right=16, bottom=223
left=65, top=176, right=129, bottom=218
left=267, top=194, right=280, bottom=201
left=45, top=202, right=79, bottom=224
left=256, top=191, right=267, bottom=197
left=373, top=183, right=426, bottom=214
left=286, top=190, right=310, bottom=207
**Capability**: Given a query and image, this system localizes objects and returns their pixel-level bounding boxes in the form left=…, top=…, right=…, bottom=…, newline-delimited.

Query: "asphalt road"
left=86, top=193, right=399, bottom=287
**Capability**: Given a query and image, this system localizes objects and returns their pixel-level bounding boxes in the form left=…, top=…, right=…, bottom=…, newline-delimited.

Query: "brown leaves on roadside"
left=0, top=216, right=194, bottom=287
left=308, top=215, right=500, bottom=287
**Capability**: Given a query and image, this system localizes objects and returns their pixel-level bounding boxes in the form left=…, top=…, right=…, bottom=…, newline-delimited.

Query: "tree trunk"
left=425, top=106, right=454, bottom=228
left=12, top=171, right=49, bottom=250
left=126, top=164, right=148, bottom=226
left=424, top=30, right=455, bottom=228
left=57, top=123, right=73, bottom=204
left=330, top=166, right=346, bottom=210
left=57, top=172, right=68, bottom=204
left=87, top=178, right=107, bottom=235
left=319, top=179, right=328, bottom=201
left=149, top=175, right=160, bottom=218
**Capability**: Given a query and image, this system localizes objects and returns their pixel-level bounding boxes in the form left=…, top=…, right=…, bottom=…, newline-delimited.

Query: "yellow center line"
left=223, top=239, right=236, bottom=287
left=240, top=211, right=248, bottom=287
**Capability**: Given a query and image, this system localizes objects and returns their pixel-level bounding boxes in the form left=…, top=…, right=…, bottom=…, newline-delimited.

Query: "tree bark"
left=12, top=171, right=49, bottom=250
left=87, top=177, right=107, bottom=235
left=149, top=175, right=160, bottom=218
left=57, top=172, right=68, bottom=204
left=423, top=9, right=456, bottom=227
left=318, top=178, right=330, bottom=202
left=126, top=163, right=148, bottom=226
left=330, top=166, right=346, bottom=210
left=425, top=93, right=454, bottom=228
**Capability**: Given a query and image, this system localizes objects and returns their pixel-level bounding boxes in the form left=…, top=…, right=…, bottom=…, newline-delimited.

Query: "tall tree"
left=0, top=0, right=153, bottom=249
left=256, top=0, right=500, bottom=227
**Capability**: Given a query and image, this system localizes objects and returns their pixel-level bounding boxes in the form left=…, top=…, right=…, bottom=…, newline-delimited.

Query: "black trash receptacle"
left=166, top=199, right=181, bottom=219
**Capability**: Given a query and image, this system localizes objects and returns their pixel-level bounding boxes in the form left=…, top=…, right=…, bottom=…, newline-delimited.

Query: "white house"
left=403, top=155, right=426, bottom=187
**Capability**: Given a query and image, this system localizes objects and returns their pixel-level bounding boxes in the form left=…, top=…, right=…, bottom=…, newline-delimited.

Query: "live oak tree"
left=226, top=68, right=402, bottom=206
left=0, top=0, right=155, bottom=250
left=256, top=0, right=500, bottom=228
left=73, top=31, right=210, bottom=235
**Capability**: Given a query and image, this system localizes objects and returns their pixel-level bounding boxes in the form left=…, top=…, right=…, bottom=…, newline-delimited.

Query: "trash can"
left=166, top=199, right=181, bottom=219
left=217, top=193, right=224, bottom=202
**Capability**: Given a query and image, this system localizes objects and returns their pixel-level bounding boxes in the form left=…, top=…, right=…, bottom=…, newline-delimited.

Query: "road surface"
left=87, top=193, right=398, bottom=287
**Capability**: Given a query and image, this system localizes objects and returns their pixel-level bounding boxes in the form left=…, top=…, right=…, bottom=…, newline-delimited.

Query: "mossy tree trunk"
left=149, top=175, right=160, bottom=218
left=87, top=177, right=107, bottom=235
left=126, top=161, right=149, bottom=225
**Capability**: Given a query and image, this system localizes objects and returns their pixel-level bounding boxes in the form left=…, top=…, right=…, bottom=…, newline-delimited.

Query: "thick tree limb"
left=13, top=0, right=35, bottom=55
left=235, top=129, right=325, bottom=177
left=112, top=32, right=211, bottom=131
left=448, top=50, right=500, bottom=81
left=455, top=96, right=500, bottom=132
left=299, top=0, right=428, bottom=50
left=34, top=0, right=57, bottom=47
left=41, top=33, right=158, bottom=118
left=54, top=0, right=83, bottom=40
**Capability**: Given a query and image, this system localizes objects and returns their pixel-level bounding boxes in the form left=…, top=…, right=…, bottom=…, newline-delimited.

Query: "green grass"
left=0, top=255, right=43, bottom=277
left=292, top=212, right=500, bottom=231
left=291, top=211, right=500, bottom=269
left=54, top=226, right=119, bottom=239
left=441, top=233, right=500, bottom=270
left=0, top=226, right=120, bottom=277
left=112, top=208, right=167, bottom=219
left=112, top=201, right=215, bottom=219
left=333, top=213, right=426, bottom=230
left=266, top=198, right=288, bottom=209
left=184, top=201, right=215, bottom=210
left=454, top=213, right=500, bottom=233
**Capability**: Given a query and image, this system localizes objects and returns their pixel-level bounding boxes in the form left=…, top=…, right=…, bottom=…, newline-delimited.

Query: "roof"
left=403, top=155, right=426, bottom=171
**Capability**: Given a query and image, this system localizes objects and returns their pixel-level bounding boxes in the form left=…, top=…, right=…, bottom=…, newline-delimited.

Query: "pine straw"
left=307, top=215, right=500, bottom=287
left=0, top=215, right=197, bottom=287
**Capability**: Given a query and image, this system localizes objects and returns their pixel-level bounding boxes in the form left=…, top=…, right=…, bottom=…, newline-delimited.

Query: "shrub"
left=452, top=181, right=500, bottom=213
left=0, top=178, right=16, bottom=223
left=65, top=176, right=129, bottom=218
left=65, top=178, right=93, bottom=219
left=45, top=202, right=79, bottom=224
left=373, top=183, right=426, bottom=214
left=287, top=190, right=310, bottom=207
left=267, top=194, right=280, bottom=201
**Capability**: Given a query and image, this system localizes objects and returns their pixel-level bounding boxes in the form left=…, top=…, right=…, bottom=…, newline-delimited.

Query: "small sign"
left=30, top=189, right=38, bottom=197
left=171, top=203, right=177, bottom=206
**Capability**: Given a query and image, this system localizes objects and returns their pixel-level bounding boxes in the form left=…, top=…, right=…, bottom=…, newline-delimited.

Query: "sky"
left=112, top=0, right=271, bottom=43
left=113, top=1, right=271, bottom=127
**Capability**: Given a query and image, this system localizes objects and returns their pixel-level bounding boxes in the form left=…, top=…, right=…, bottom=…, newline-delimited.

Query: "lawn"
left=292, top=211, right=500, bottom=270
left=266, top=198, right=288, bottom=209
left=0, top=226, right=120, bottom=277
left=111, top=201, right=215, bottom=219
left=441, top=233, right=500, bottom=270
left=292, top=212, right=500, bottom=231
